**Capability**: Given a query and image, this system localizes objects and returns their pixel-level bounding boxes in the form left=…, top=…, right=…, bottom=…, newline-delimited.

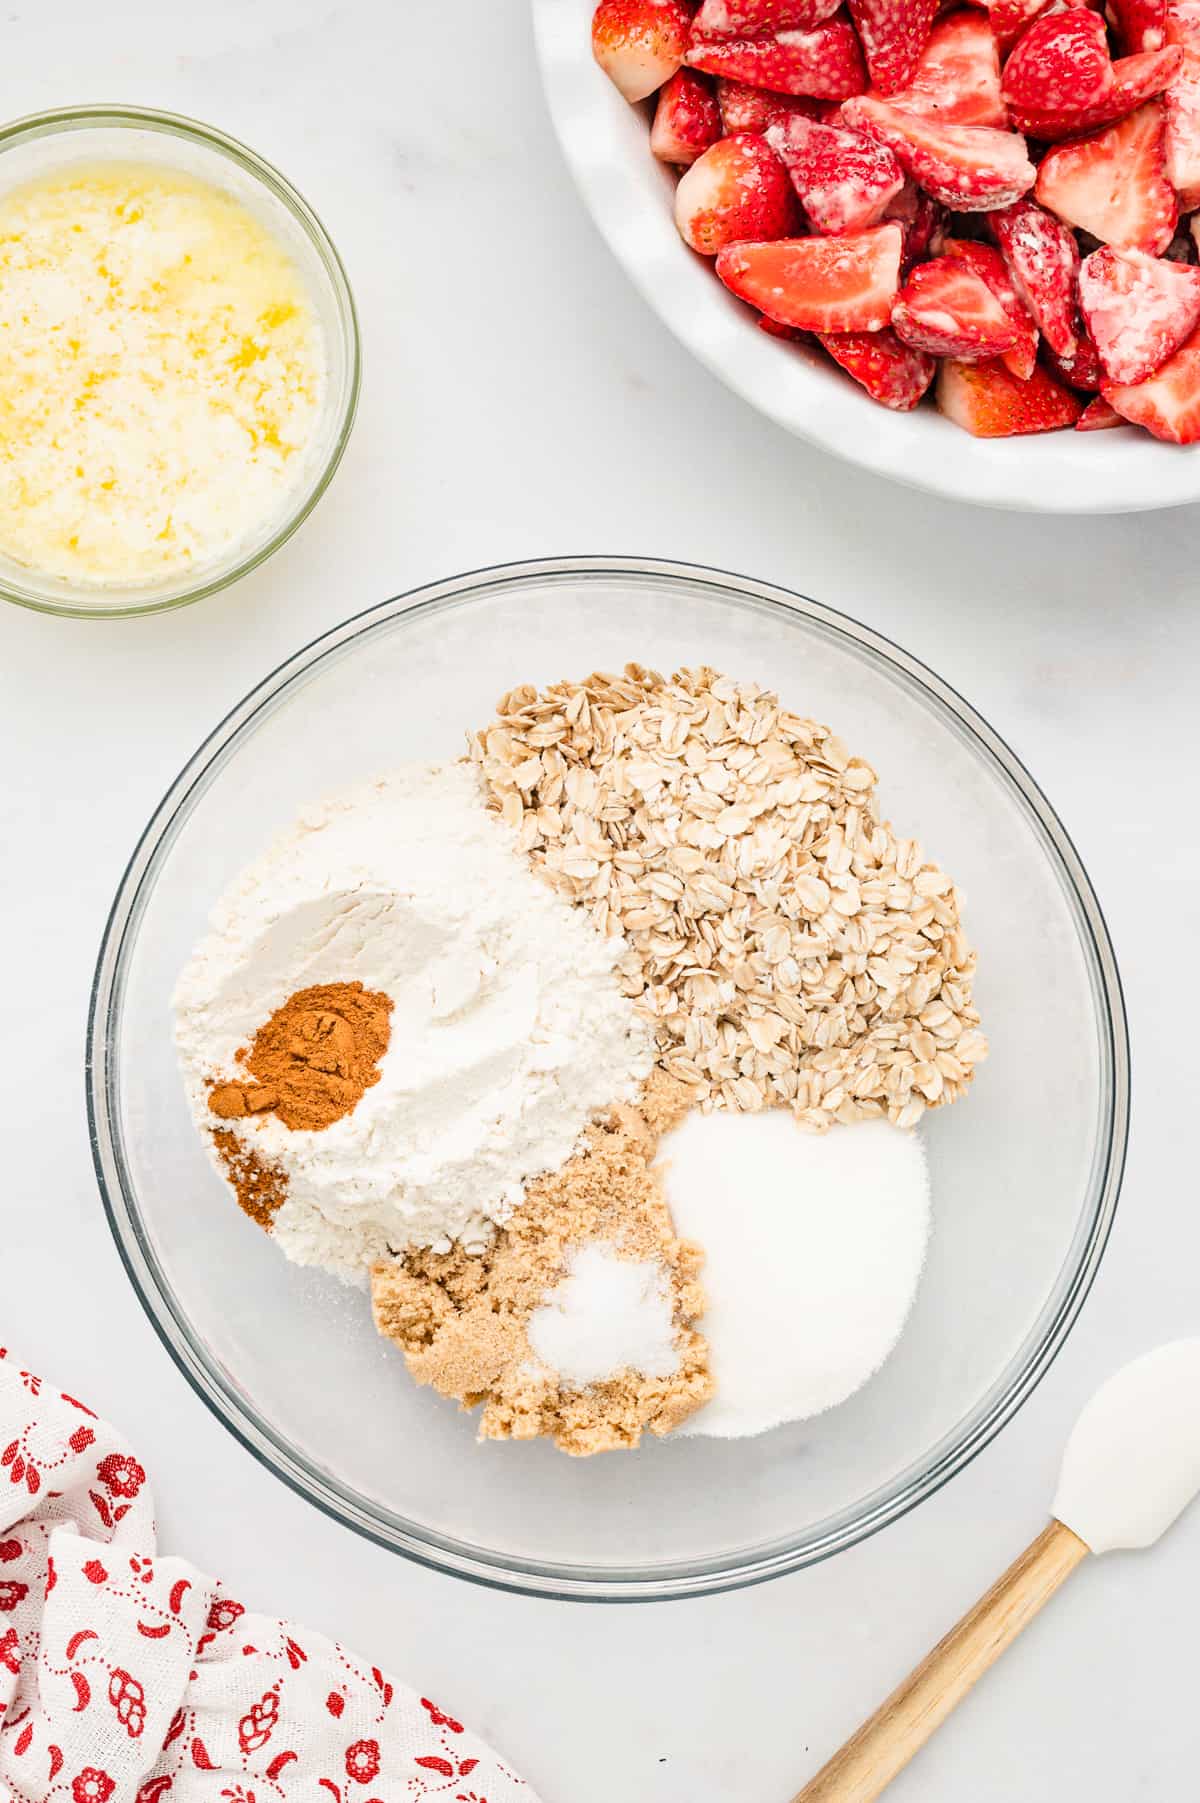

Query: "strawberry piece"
left=1076, top=394, right=1126, bottom=428
left=685, top=17, right=869, bottom=97
left=1077, top=243, right=1200, bottom=381
left=1007, top=44, right=1182, bottom=138
left=1043, top=323, right=1104, bottom=389
left=847, top=0, right=939, bottom=94
left=843, top=97, right=1036, bottom=209
left=817, top=326, right=937, bottom=405
left=715, top=221, right=904, bottom=327
left=1035, top=101, right=1177, bottom=253
left=716, top=78, right=831, bottom=130
left=766, top=115, right=905, bottom=231
left=1002, top=11, right=1116, bottom=129
left=937, top=356, right=1085, bottom=433
left=885, top=179, right=946, bottom=269
left=1102, top=320, right=1200, bottom=438
left=881, top=10, right=1007, bottom=128
left=985, top=0, right=1056, bottom=54
left=991, top=200, right=1080, bottom=358
left=592, top=0, right=694, bottom=101
left=651, top=70, right=724, bottom=163
left=1165, top=2, right=1200, bottom=208
left=674, top=133, right=797, bottom=252
left=691, top=0, right=843, bottom=35
left=941, top=238, right=1039, bottom=376
left=892, top=254, right=1021, bottom=356
left=1109, top=0, right=1167, bottom=54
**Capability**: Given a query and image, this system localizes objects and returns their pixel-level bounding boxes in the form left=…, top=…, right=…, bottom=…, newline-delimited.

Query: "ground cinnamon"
left=209, top=981, right=392, bottom=1132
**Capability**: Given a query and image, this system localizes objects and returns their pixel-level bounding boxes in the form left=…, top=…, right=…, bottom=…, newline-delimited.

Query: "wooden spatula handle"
left=792, top=1520, right=1089, bottom=1803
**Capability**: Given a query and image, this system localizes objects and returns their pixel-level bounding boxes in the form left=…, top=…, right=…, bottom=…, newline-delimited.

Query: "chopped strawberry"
left=1002, top=10, right=1117, bottom=134
left=1109, top=0, right=1167, bottom=53
left=843, top=97, right=1036, bottom=209
left=881, top=10, right=1007, bottom=128
left=685, top=17, right=869, bottom=97
left=818, top=326, right=937, bottom=404
left=937, top=356, right=1085, bottom=433
left=674, top=132, right=797, bottom=252
left=984, top=0, right=1057, bottom=54
left=1075, top=394, right=1126, bottom=428
left=1102, top=319, right=1200, bottom=437
left=892, top=254, right=1021, bottom=356
left=1007, top=43, right=1182, bottom=137
left=847, top=0, right=939, bottom=94
left=592, top=0, right=694, bottom=101
left=766, top=115, right=905, bottom=231
left=1165, top=2, right=1200, bottom=208
left=716, top=78, right=832, bottom=130
left=1077, top=243, right=1200, bottom=381
left=941, top=238, right=1039, bottom=376
left=691, top=0, right=843, bottom=34
left=1043, top=322, right=1105, bottom=389
left=651, top=70, right=724, bottom=163
left=991, top=199, right=1080, bottom=358
left=886, top=179, right=946, bottom=269
left=715, top=221, right=904, bottom=327
left=1035, top=101, right=1177, bottom=253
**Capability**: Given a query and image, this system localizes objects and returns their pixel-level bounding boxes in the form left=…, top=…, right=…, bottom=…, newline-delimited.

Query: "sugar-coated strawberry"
left=651, top=70, right=724, bottom=163
left=685, top=17, right=869, bottom=97
left=1165, top=2, right=1200, bottom=207
left=593, top=0, right=694, bottom=101
left=990, top=200, right=1080, bottom=358
left=1002, top=9, right=1117, bottom=135
left=1102, top=320, right=1200, bottom=438
left=1077, top=244, right=1200, bottom=382
left=675, top=133, right=797, bottom=252
left=843, top=97, right=1035, bottom=209
left=1007, top=44, right=1182, bottom=138
left=880, top=10, right=1007, bottom=128
left=886, top=180, right=946, bottom=269
left=817, top=326, right=937, bottom=404
left=941, top=238, right=1039, bottom=377
left=766, top=115, right=905, bottom=231
left=716, top=78, right=831, bottom=130
left=1035, top=101, right=1177, bottom=253
left=1075, top=394, right=1126, bottom=428
left=937, top=356, right=1085, bottom=433
left=691, top=0, right=843, bottom=35
left=1043, top=323, right=1105, bottom=389
left=984, top=0, right=1056, bottom=54
left=1109, top=0, right=1167, bottom=53
left=715, top=221, right=904, bottom=328
left=847, top=0, right=939, bottom=94
left=892, top=254, right=1021, bottom=356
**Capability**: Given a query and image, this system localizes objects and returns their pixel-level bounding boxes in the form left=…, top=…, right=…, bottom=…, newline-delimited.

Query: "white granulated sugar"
left=527, top=1243, right=679, bottom=1388
left=174, top=763, right=654, bottom=1282
left=659, top=1112, right=930, bottom=1437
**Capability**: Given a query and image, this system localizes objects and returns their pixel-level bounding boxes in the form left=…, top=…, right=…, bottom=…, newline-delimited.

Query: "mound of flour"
left=174, top=762, right=654, bottom=1282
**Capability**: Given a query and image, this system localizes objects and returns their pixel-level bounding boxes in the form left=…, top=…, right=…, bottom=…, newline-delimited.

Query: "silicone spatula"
left=792, top=1340, right=1200, bottom=1803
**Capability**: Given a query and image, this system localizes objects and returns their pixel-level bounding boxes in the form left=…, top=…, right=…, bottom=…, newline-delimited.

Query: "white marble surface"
left=3, top=1, right=1199, bottom=1797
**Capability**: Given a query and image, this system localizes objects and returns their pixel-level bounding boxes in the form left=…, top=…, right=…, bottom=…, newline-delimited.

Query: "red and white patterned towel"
left=0, top=1351, right=536, bottom=1803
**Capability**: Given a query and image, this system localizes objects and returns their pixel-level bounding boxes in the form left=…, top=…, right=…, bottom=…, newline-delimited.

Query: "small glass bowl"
left=0, top=105, right=360, bottom=619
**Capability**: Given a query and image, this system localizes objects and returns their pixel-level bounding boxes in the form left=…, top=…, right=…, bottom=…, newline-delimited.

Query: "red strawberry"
left=674, top=133, right=796, bottom=251
left=937, top=356, right=1085, bottom=433
left=651, top=70, right=724, bottom=163
left=941, top=238, right=1039, bottom=376
left=843, top=98, right=1036, bottom=209
left=847, top=0, right=939, bottom=94
left=1043, top=322, right=1105, bottom=388
left=880, top=10, right=1007, bottom=128
left=1102, top=320, right=1200, bottom=437
left=1077, top=243, right=1200, bottom=381
left=885, top=179, right=946, bottom=269
left=1002, top=11, right=1116, bottom=130
left=691, top=0, right=843, bottom=34
left=766, top=115, right=905, bottom=230
left=1165, top=2, right=1200, bottom=207
left=1035, top=101, right=1177, bottom=253
left=592, top=0, right=694, bottom=101
left=1109, top=0, right=1167, bottom=53
left=817, top=326, right=937, bottom=404
left=1007, top=44, right=1182, bottom=137
left=685, top=17, right=869, bottom=96
left=1075, top=393, right=1126, bottom=427
left=892, top=254, right=1021, bottom=356
left=991, top=199, right=1080, bottom=358
left=715, top=221, right=904, bottom=327
left=716, top=79, right=832, bottom=130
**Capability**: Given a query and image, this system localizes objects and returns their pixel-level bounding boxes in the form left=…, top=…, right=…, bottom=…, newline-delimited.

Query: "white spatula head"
left=1053, top=1340, right=1200, bottom=1555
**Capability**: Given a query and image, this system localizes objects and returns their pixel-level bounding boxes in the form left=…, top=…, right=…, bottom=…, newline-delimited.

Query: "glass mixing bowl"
left=88, top=558, right=1129, bottom=1600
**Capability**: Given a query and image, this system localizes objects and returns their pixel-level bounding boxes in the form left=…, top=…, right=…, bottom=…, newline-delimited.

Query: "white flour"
left=174, top=763, right=654, bottom=1282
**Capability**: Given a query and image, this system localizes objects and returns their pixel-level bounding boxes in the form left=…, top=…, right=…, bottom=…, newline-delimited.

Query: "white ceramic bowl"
left=532, top=2, right=1200, bottom=513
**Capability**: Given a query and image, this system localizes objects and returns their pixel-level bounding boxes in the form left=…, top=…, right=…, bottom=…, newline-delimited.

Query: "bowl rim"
left=86, top=555, right=1131, bottom=1601
left=531, top=0, right=1200, bottom=514
left=0, top=102, right=361, bottom=619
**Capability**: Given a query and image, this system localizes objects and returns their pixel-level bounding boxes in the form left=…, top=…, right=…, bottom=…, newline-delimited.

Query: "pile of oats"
left=472, top=664, right=986, bottom=1131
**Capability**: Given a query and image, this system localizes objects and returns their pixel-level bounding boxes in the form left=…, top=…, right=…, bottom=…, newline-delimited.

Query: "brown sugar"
left=208, top=981, right=392, bottom=1132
